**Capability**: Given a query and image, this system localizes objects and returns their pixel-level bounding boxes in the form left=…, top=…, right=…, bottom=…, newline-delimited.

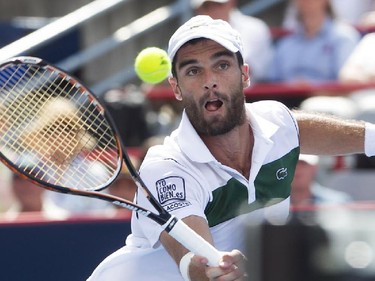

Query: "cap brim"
left=169, top=33, right=239, bottom=62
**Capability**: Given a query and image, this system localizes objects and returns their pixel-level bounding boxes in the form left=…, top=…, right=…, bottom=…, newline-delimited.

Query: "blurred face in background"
left=294, top=0, right=331, bottom=18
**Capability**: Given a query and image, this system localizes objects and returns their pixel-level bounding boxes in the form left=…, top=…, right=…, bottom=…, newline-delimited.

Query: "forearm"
left=160, top=215, right=213, bottom=281
left=294, top=110, right=366, bottom=155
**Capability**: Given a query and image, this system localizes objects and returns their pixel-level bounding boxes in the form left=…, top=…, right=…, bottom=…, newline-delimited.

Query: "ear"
left=241, top=64, right=250, bottom=88
left=168, top=76, right=183, bottom=101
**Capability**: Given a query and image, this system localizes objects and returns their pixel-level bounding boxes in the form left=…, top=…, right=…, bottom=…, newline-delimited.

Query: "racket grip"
left=167, top=217, right=222, bottom=266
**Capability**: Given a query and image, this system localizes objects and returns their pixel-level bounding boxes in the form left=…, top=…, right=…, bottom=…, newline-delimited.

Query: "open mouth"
left=205, top=99, right=223, bottom=112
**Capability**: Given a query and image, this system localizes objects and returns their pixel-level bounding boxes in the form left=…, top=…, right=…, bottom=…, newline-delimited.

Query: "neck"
left=302, top=13, right=326, bottom=37
left=202, top=124, right=254, bottom=178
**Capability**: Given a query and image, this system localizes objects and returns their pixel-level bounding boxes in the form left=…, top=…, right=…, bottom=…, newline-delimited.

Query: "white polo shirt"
left=88, top=100, right=300, bottom=281
left=130, top=100, right=300, bottom=251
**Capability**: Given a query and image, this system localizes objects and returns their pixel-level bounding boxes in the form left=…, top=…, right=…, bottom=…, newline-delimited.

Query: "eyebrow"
left=178, top=58, right=197, bottom=71
left=177, top=49, right=235, bottom=71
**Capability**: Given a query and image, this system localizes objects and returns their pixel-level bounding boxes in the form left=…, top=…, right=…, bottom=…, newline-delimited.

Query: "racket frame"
left=0, top=56, right=222, bottom=265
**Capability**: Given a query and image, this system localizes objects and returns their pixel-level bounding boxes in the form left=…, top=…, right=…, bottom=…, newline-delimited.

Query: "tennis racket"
left=0, top=56, right=221, bottom=266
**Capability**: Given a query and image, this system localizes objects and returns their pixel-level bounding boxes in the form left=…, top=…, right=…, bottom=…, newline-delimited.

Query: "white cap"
left=299, top=154, right=319, bottom=166
left=190, top=0, right=229, bottom=9
left=168, top=15, right=243, bottom=62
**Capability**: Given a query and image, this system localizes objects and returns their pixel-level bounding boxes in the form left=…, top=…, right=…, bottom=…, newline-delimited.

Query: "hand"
left=191, top=250, right=248, bottom=281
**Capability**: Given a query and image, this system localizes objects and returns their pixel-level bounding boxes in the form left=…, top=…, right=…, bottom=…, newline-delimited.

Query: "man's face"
left=294, top=0, right=328, bottom=16
left=169, top=39, right=249, bottom=136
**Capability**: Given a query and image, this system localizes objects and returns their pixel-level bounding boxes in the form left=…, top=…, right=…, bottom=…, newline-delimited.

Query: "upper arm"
left=137, top=157, right=211, bottom=247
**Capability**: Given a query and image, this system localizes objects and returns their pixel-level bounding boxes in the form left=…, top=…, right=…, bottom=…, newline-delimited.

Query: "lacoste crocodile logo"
left=276, top=167, right=288, bottom=180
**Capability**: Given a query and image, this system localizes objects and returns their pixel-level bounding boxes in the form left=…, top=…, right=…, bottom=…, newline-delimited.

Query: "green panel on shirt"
left=205, top=147, right=299, bottom=227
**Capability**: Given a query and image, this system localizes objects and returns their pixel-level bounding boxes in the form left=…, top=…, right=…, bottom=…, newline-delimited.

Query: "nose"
left=203, top=72, right=218, bottom=90
left=204, top=83, right=217, bottom=90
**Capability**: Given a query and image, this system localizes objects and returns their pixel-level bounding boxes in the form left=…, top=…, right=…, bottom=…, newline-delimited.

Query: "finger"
left=206, top=264, right=246, bottom=280
left=191, top=254, right=209, bottom=266
left=219, top=250, right=246, bottom=269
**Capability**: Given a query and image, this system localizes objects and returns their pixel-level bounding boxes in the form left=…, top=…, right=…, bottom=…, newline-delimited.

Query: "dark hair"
left=171, top=38, right=244, bottom=78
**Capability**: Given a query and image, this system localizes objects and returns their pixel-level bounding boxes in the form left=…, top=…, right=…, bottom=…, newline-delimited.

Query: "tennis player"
left=88, top=15, right=375, bottom=281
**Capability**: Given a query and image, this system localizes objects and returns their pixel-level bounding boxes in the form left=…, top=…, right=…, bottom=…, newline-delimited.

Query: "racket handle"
left=167, top=217, right=222, bottom=266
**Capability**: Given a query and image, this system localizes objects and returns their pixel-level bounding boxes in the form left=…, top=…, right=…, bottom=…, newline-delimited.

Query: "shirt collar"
left=296, top=17, right=333, bottom=38
left=175, top=110, right=215, bottom=163
left=175, top=104, right=280, bottom=163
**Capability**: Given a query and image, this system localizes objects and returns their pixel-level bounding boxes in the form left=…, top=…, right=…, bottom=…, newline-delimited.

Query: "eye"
left=217, top=62, right=230, bottom=71
left=186, top=67, right=200, bottom=76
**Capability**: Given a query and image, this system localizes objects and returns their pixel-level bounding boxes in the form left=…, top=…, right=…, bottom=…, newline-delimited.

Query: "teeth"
left=206, top=99, right=218, bottom=104
left=205, top=99, right=223, bottom=111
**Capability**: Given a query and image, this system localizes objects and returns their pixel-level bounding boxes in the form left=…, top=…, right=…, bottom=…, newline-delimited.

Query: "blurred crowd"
left=1, top=0, right=375, bottom=219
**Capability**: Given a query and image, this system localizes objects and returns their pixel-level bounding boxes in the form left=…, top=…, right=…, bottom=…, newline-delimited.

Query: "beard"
left=184, top=87, right=246, bottom=136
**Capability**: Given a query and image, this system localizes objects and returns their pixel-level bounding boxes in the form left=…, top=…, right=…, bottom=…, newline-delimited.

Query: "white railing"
left=0, top=0, right=284, bottom=96
left=0, top=0, right=128, bottom=63
left=58, top=2, right=186, bottom=73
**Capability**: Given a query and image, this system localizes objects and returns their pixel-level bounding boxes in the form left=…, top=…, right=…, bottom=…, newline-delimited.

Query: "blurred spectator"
left=291, top=154, right=352, bottom=208
left=139, top=135, right=167, bottom=162
left=191, top=0, right=274, bottom=82
left=108, top=154, right=140, bottom=206
left=339, top=33, right=375, bottom=83
left=299, top=95, right=359, bottom=171
left=3, top=162, right=53, bottom=219
left=299, top=95, right=359, bottom=119
left=103, top=84, right=151, bottom=147
left=360, top=9, right=375, bottom=27
left=283, top=0, right=375, bottom=29
left=0, top=103, right=7, bottom=130
left=4, top=172, right=45, bottom=219
left=0, top=104, right=18, bottom=212
left=0, top=163, right=12, bottom=212
left=21, top=97, right=116, bottom=219
left=331, top=0, right=375, bottom=25
left=269, top=0, right=361, bottom=83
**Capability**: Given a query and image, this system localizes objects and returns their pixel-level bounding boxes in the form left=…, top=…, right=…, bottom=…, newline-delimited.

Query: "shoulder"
left=246, top=101, right=298, bottom=134
left=140, top=138, right=199, bottom=181
left=141, top=142, right=183, bottom=169
left=329, top=20, right=361, bottom=41
left=248, top=100, right=294, bottom=121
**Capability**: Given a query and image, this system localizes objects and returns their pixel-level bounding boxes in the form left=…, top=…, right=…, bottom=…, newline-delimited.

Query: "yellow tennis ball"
left=134, top=47, right=171, bottom=84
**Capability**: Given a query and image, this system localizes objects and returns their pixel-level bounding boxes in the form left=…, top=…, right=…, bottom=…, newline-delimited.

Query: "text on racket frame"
left=113, top=201, right=151, bottom=216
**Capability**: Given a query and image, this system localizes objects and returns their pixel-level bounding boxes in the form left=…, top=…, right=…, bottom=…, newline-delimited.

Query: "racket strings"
left=0, top=62, right=121, bottom=190
left=0, top=64, right=50, bottom=140
left=54, top=84, right=122, bottom=186
left=29, top=72, right=120, bottom=190
left=1, top=65, right=66, bottom=154
left=0, top=64, right=78, bottom=181
left=30, top=77, right=122, bottom=190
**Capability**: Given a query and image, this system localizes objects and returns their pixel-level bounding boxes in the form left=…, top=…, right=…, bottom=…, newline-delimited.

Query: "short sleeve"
left=134, top=158, right=211, bottom=247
